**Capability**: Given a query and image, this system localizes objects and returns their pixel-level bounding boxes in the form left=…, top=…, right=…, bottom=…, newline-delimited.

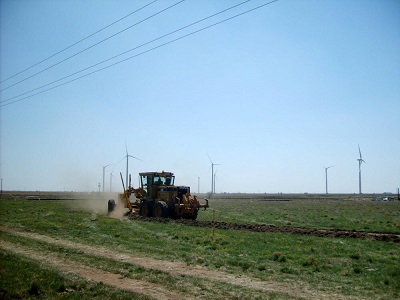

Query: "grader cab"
left=108, top=171, right=208, bottom=220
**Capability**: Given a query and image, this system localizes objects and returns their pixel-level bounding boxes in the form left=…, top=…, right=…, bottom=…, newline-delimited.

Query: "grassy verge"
left=0, top=249, right=149, bottom=300
left=113, top=220, right=400, bottom=298
left=1, top=199, right=399, bottom=299
left=1, top=231, right=284, bottom=300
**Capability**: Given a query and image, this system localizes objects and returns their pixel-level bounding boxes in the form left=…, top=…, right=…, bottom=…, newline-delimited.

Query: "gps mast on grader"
left=108, top=171, right=209, bottom=220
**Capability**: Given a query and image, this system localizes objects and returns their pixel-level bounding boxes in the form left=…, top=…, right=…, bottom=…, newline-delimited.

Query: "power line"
left=1, top=0, right=254, bottom=105
left=0, top=0, right=159, bottom=84
left=1, top=0, right=278, bottom=107
left=1, top=0, right=279, bottom=108
left=0, top=0, right=185, bottom=92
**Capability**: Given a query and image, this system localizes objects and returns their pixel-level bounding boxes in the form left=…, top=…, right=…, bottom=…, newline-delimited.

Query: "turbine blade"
left=358, top=144, right=362, bottom=159
left=207, top=153, right=213, bottom=164
left=128, top=155, right=142, bottom=161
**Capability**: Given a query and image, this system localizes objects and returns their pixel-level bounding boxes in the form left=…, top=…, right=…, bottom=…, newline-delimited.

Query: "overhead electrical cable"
left=0, top=0, right=159, bottom=84
left=1, top=0, right=279, bottom=108
left=0, top=0, right=185, bottom=92
left=1, top=0, right=254, bottom=105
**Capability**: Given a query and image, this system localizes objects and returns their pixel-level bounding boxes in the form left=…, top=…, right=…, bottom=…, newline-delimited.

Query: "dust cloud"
left=65, top=189, right=138, bottom=220
left=70, top=192, right=119, bottom=215
left=108, top=200, right=131, bottom=219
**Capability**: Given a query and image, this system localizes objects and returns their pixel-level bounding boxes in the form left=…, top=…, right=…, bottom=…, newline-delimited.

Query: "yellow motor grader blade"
left=120, top=172, right=133, bottom=212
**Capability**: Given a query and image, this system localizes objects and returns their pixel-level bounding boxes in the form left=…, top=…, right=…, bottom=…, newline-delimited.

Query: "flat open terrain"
left=1, top=192, right=399, bottom=299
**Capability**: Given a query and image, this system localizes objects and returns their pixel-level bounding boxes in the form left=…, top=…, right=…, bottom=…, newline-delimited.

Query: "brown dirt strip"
left=0, top=227, right=361, bottom=300
left=0, top=240, right=183, bottom=300
left=129, top=215, right=400, bottom=243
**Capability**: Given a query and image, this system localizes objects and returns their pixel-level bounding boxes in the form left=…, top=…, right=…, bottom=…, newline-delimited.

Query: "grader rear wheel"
left=190, top=208, right=199, bottom=220
left=141, top=205, right=149, bottom=217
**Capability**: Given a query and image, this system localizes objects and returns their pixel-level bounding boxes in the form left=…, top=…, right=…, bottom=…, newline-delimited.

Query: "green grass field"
left=0, top=194, right=399, bottom=299
left=201, top=197, right=400, bottom=232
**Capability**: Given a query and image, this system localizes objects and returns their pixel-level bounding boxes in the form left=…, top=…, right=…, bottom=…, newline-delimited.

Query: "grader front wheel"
left=139, top=201, right=153, bottom=217
left=107, top=199, right=116, bottom=214
left=154, top=201, right=169, bottom=218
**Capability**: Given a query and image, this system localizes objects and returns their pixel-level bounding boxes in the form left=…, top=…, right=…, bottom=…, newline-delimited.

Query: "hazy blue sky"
left=1, top=0, right=399, bottom=193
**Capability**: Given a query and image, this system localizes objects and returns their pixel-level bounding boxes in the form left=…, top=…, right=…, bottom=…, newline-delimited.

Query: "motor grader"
left=108, top=171, right=209, bottom=220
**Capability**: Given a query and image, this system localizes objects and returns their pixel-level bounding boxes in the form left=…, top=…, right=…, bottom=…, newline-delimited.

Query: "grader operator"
left=108, top=171, right=209, bottom=220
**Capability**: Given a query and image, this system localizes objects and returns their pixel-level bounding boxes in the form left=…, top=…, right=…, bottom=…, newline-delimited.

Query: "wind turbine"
left=0, top=162, right=2, bottom=194
left=110, top=172, right=113, bottom=193
left=125, top=144, right=142, bottom=188
left=207, top=155, right=221, bottom=194
left=357, top=145, right=366, bottom=194
left=102, top=164, right=111, bottom=193
left=324, top=166, right=334, bottom=194
left=213, top=169, right=219, bottom=194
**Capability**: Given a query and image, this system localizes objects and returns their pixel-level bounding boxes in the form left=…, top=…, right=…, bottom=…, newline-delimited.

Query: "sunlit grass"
left=0, top=249, right=149, bottom=300
left=198, top=198, right=400, bottom=233
left=1, top=198, right=399, bottom=299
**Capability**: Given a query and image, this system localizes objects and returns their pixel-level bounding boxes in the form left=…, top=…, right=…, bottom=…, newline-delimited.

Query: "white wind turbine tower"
left=101, top=164, right=111, bottom=193
left=125, top=144, right=142, bottom=188
left=207, top=155, right=221, bottom=194
left=109, top=172, right=114, bottom=192
left=324, top=166, right=334, bottom=194
left=213, top=169, right=219, bottom=194
left=357, top=144, right=366, bottom=194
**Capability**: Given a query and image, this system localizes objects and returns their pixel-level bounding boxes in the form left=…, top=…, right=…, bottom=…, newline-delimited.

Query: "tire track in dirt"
left=1, top=227, right=361, bottom=300
left=0, top=240, right=184, bottom=300
left=129, top=215, right=400, bottom=243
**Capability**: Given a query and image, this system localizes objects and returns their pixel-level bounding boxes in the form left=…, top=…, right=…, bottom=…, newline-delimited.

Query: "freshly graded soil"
left=128, top=214, right=400, bottom=243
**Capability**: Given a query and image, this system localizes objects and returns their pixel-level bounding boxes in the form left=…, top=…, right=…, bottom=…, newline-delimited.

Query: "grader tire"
left=107, top=199, right=116, bottom=214
left=190, top=208, right=199, bottom=220
left=154, top=201, right=170, bottom=218
left=139, top=201, right=154, bottom=217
